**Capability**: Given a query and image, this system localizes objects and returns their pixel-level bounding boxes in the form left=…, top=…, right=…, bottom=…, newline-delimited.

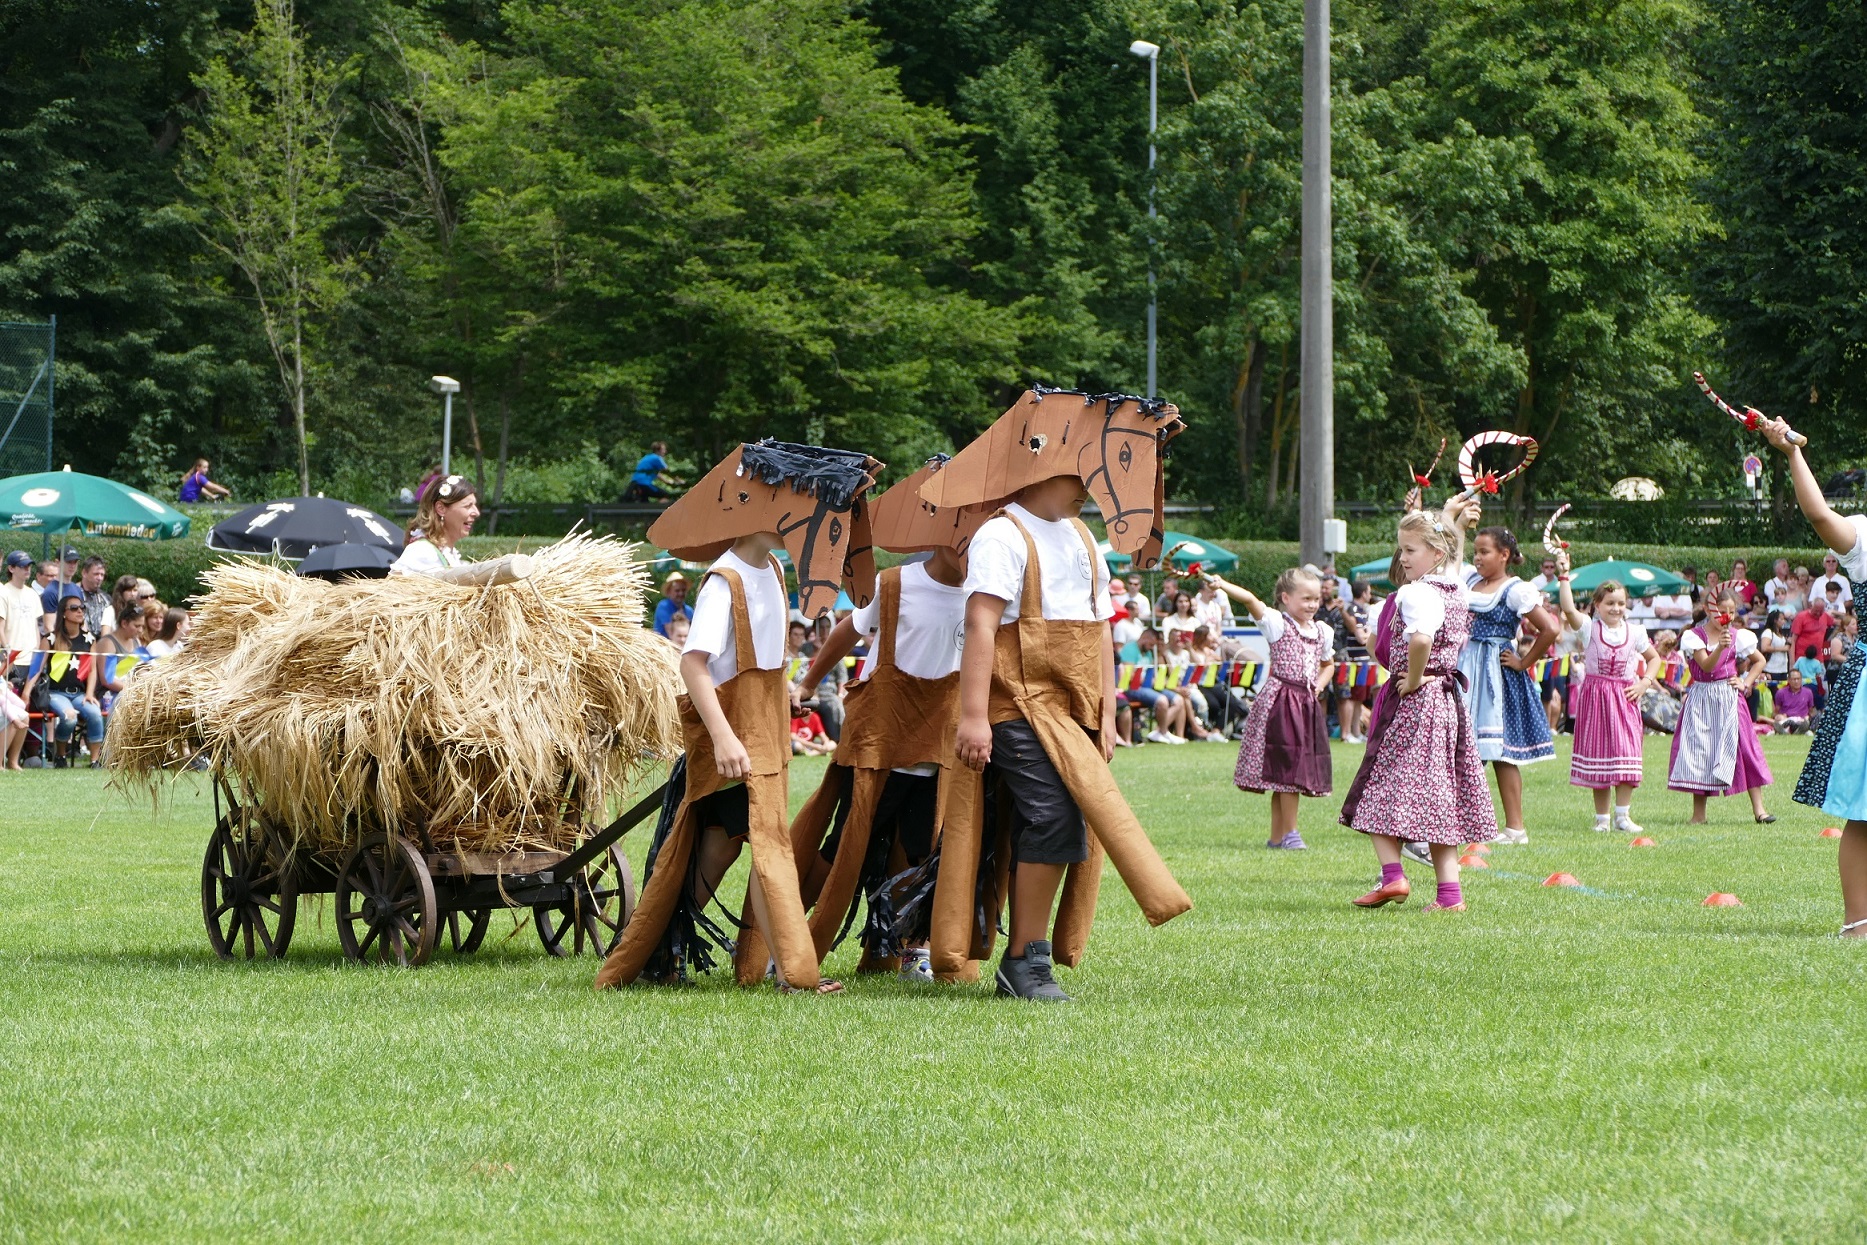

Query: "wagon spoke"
left=358, top=922, right=380, bottom=958
left=254, top=918, right=276, bottom=957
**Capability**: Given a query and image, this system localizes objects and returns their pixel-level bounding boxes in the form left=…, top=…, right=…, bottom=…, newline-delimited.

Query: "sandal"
left=1840, top=919, right=1867, bottom=939
left=1754, top=813, right=1777, bottom=824
left=776, top=978, right=844, bottom=995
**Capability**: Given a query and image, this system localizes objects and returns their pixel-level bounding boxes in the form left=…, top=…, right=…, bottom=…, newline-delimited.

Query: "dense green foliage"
left=2, top=0, right=1863, bottom=517
left=5, top=747, right=1867, bottom=1238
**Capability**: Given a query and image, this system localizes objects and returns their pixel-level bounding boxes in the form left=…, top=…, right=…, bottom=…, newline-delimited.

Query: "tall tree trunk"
left=292, top=313, right=310, bottom=496
left=490, top=374, right=516, bottom=537
left=1232, top=337, right=1266, bottom=502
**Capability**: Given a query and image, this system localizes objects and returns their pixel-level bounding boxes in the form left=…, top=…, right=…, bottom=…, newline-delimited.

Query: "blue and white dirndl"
left=1458, top=578, right=1554, bottom=767
left=1793, top=516, right=1867, bottom=822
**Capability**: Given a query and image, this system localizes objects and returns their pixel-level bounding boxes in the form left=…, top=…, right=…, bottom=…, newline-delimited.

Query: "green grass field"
left=3, top=735, right=1865, bottom=1242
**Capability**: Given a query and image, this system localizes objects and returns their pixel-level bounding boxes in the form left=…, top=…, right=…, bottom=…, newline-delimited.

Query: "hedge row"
left=27, top=529, right=1839, bottom=612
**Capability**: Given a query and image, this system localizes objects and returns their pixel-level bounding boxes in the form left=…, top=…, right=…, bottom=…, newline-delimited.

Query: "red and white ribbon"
left=1454, top=431, right=1538, bottom=501
left=1542, top=503, right=1571, bottom=558
left=1693, top=371, right=1806, bottom=446
left=1409, top=437, right=1447, bottom=490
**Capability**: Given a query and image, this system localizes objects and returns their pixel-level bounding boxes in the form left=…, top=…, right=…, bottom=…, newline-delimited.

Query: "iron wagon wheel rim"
left=334, top=833, right=437, bottom=968
left=200, top=813, right=297, bottom=961
left=534, top=845, right=634, bottom=957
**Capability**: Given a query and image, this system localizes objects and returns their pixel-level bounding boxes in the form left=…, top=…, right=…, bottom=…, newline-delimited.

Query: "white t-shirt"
left=1834, top=515, right=1867, bottom=582
left=0, top=582, right=42, bottom=657
left=1593, top=619, right=1652, bottom=654
left=1812, top=573, right=1853, bottom=609
left=683, top=551, right=788, bottom=685
left=850, top=563, right=967, bottom=682
left=964, top=503, right=1114, bottom=624
left=1257, top=611, right=1322, bottom=646
left=1764, top=575, right=1792, bottom=607
left=1125, top=592, right=1151, bottom=621
left=1193, top=591, right=1234, bottom=631
left=1111, top=613, right=1143, bottom=646
left=390, top=539, right=462, bottom=576
left=1397, top=573, right=1461, bottom=639
left=1463, top=571, right=1540, bottom=617
left=1680, top=627, right=1759, bottom=660
left=1648, top=593, right=1692, bottom=621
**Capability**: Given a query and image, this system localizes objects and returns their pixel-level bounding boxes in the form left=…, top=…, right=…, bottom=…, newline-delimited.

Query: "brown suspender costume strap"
left=934, top=512, right=1191, bottom=970
left=595, top=559, right=819, bottom=990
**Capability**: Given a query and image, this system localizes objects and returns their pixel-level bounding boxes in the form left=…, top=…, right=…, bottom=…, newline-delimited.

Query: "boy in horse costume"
left=594, top=440, right=881, bottom=993
left=929, top=386, right=1193, bottom=1000
left=730, top=455, right=996, bottom=985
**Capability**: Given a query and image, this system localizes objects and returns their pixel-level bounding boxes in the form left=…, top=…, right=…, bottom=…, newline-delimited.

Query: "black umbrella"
left=297, top=542, right=399, bottom=581
left=208, top=496, right=404, bottom=560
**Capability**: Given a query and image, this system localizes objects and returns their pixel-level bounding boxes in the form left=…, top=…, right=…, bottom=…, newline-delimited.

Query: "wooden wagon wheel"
left=335, top=833, right=438, bottom=967
left=534, top=845, right=636, bottom=957
left=201, top=814, right=297, bottom=960
left=441, top=908, right=492, bottom=954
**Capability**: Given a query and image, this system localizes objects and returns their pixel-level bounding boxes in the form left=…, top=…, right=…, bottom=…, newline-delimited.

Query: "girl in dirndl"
left=1211, top=569, right=1336, bottom=850
left=1760, top=416, right=1867, bottom=935
left=1458, top=526, right=1561, bottom=845
left=1554, top=556, right=1661, bottom=832
left=1667, top=585, right=1774, bottom=823
left=1340, top=498, right=1495, bottom=911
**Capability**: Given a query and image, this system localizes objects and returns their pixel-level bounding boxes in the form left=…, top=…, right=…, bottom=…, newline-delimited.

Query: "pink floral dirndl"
left=1339, top=579, right=1497, bottom=845
left=1234, top=612, right=1332, bottom=796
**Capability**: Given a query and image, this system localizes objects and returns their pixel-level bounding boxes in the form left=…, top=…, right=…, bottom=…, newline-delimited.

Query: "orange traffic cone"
left=1630, top=836, right=1656, bottom=847
left=1821, top=827, right=1844, bottom=839
left=1470, top=842, right=1493, bottom=856
left=1543, top=873, right=1580, bottom=888
left=1702, top=892, right=1743, bottom=907
left=1458, top=853, right=1488, bottom=868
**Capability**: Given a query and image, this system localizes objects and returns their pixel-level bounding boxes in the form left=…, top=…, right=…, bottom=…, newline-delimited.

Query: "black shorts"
left=990, top=720, right=1089, bottom=865
left=690, top=782, right=750, bottom=839
left=820, top=769, right=938, bottom=865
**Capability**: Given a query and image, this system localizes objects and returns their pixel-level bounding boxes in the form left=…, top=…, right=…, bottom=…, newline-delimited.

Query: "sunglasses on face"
left=62, top=605, right=84, bottom=614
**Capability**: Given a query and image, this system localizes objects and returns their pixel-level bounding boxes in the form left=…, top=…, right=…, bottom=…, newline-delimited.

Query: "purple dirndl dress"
left=1363, top=593, right=1401, bottom=738
left=1668, top=627, right=1773, bottom=796
left=1340, top=579, right=1498, bottom=845
left=1570, top=618, right=1649, bottom=789
left=1234, top=612, right=1332, bottom=796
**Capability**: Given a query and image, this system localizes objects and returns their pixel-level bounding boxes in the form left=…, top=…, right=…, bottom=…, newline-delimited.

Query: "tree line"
left=1, top=0, right=1861, bottom=523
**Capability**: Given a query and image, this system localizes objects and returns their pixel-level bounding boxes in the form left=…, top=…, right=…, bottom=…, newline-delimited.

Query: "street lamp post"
left=429, top=375, right=460, bottom=475
left=1130, top=39, right=1160, bottom=398
left=1298, top=0, right=1334, bottom=569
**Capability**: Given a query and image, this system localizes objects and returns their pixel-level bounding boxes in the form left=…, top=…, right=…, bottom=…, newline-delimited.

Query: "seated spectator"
left=1812, top=552, right=1853, bottom=612
left=1194, top=578, right=1235, bottom=632
left=1161, top=590, right=1201, bottom=641
left=1773, top=669, right=1816, bottom=734
left=1821, top=579, right=1846, bottom=625
left=1125, top=574, right=1152, bottom=621
left=179, top=457, right=231, bottom=503
left=785, top=619, right=809, bottom=663
left=1792, top=597, right=1832, bottom=663
left=799, top=613, right=846, bottom=742
left=652, top=571, right=689, bottom=636
left=1728, top=559, right=1758, bottom=609
left=45, top=595, right=102, bottom=768
left=1763, top=558, right=1792, bottom=608
left=1794, top=652, right=1828, bottom=708
left=1651, top=588, right=1692, bottom=625
left=1153, top=574, right=1181, bottom=619
left=1111, top=604, right=1142, bottom=649
left=1126, top=628, right=1190, bottom=744
left=145, top=608, right=191, bottom=658
left=790, top=707, right=833, bottom=756
left=94, top=602, right=149, bottom=700
left=1642, top=629, right=1683, bottom=734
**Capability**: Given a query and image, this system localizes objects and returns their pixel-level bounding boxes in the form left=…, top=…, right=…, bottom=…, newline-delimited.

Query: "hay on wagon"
left=109, top=533, right=682, bottom=856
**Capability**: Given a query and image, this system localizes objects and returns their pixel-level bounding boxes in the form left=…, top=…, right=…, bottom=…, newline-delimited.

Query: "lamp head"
left=1129, top=39, right=1159, bottom=58
left=429, top=375, right=461, bottom=395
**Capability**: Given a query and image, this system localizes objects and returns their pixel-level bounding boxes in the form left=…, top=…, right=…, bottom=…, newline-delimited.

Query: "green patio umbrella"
left=1542, top=559, right=1686, bottom=599
left=1097, top=531, right=1238, bottom=574
left=0, top=469, right=190, bottom=540
left=1349, top=555, right=1397, bottom=590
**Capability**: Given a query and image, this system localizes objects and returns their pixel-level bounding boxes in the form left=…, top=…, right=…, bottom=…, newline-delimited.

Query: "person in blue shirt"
left=652, top=571, right=690, bottom=636
left=625, top=441, right=683, bottom=502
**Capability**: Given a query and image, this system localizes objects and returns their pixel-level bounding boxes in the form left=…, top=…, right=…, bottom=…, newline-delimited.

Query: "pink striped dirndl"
left=1570, top=618, right=1649, bottom=789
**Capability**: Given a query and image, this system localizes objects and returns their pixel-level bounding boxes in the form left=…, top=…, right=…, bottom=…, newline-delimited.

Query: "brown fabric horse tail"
left=731, top=762, right=848, bottom=983
left=806, top=767, right=885, bottom=961
left=595, top=802, right=700, bottom=990
left=928, top=763, right=987, bottom=981
left=1025, top=708, right=1193, bottom=929
left=1050, top=836, right=1106, bottom=968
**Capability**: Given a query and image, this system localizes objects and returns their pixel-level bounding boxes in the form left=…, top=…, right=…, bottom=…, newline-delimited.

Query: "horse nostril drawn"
left=1028, top=433, right=1047, bottom=453
left=737, top=491, right=750, bottom=504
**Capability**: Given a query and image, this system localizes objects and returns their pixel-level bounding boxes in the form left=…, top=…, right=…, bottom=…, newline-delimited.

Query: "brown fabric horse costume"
left=734, top=456, right=998, bottom=984
left=921, top=388, right=1193, bottom=971
left=594, top=441, right=881, bottom=990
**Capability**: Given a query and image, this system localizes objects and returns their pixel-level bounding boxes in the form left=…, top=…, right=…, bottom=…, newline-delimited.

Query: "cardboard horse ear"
left=646, top=440, right=882, bottom=619
left=867, top=454, right=1002, bottom=555
left=918, top=386, right=1184, bottom=568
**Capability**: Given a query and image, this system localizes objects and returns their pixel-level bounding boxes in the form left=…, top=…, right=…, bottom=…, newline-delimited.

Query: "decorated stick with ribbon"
left=1452, top=431, right=1539, bottom=503
left=1165, top=541, right=1210, bottom=584
left=1409, top=437, right=1447, bottom=490
left=1541, top=502, right=1571, bottom=558
left=1693, top=371, right=1806, bottom=447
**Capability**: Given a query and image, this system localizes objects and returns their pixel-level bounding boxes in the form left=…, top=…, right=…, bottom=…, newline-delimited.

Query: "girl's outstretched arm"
left=1206, top=576, right=1267, bottom=622
left=1554, top=550, right=1589, bottom=632
left=1763, top=417, right=1857, bottom=553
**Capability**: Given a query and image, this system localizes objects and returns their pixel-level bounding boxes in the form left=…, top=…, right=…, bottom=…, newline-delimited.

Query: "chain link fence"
left=0, top=320, right=54, bottom=479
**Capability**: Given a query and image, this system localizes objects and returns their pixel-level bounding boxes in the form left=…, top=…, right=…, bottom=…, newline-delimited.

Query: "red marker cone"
left=1458, top=853, right=1488, bottom=868
left=1822, top=827, right=1844, bottom=839
left=1630, top=836, right=1656, bottom=847
left=1544, top=873, right=1580, bottom=888
left=1470, top=842, right=1493, bottom=856
left=1702, top=892, right=1742, bottom=907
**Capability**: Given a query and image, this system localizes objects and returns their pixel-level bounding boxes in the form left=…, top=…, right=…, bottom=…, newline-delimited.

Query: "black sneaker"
left=994, top=939, right=1073, bottom=1002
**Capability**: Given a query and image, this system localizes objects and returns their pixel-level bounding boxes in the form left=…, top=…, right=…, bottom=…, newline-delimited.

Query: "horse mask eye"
left=1119, top=442, right=1134, bottom=471
left=829, top=515, right=844, bottom=545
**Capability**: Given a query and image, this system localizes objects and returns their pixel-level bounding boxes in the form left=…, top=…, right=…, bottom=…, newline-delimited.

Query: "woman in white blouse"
left=391, top=475, right=479, bottom=576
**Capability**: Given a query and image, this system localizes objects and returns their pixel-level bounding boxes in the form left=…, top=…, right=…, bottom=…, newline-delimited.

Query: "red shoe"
left=1353, top=879, right=1411, bottom=908
left=1421, top=901, right=1467, bottom=913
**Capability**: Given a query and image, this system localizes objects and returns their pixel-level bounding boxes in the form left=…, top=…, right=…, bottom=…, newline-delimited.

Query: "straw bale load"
left=110, top=534, right=682, bottom=855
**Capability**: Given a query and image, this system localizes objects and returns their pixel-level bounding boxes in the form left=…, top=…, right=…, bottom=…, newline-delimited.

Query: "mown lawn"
left=2, top=735, right=1864, bottom=1242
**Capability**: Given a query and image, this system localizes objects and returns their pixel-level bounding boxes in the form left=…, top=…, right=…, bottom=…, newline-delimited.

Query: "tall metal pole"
left=441, top=391, right=454, bottom=476
left=1298, top=0, right=1334, bottom=568
left=1131, top=40, right=1161, bottom=398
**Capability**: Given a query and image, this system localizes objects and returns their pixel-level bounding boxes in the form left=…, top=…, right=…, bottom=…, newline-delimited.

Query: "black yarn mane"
left=1029, top=381, right=1175, bottom=421
left=738, top=439, right=873, bottom=510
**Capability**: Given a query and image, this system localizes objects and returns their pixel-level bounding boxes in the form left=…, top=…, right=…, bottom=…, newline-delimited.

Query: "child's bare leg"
left=1370, top=833, right=1402, bottom=866
left=691, top=824, right=741, bottom=908
left=1615, top=783, right=1637, bottom=808
left=1593, top=787, right=1612, bottom=816
left=1495, top=762, right=1525, bottom=828
left=1690, top=794, right=1709, bottom=823
left=799, top=852, right=831, bottom=909
left=1008, top=861, right=1065, bottom=952
left=1429, top=842, right=1462, bottom=886
left=1840, top=822, right=1867, bottom=934
left=1749, top=786, right=1770, bottom=818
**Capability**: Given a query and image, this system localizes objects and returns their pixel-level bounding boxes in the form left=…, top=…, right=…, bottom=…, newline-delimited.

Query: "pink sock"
left=1437, top=881, right=1462, bottom=907
left=1381, top=862, right=1405, bottom=886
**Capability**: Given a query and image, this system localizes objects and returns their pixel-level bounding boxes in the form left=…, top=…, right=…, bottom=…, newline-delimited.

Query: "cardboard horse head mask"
left=647, top=440, right=882, bottom=619
left=917, top=386, right=1183, bottom=569
left=867, top=454, right=1001, bottom=556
